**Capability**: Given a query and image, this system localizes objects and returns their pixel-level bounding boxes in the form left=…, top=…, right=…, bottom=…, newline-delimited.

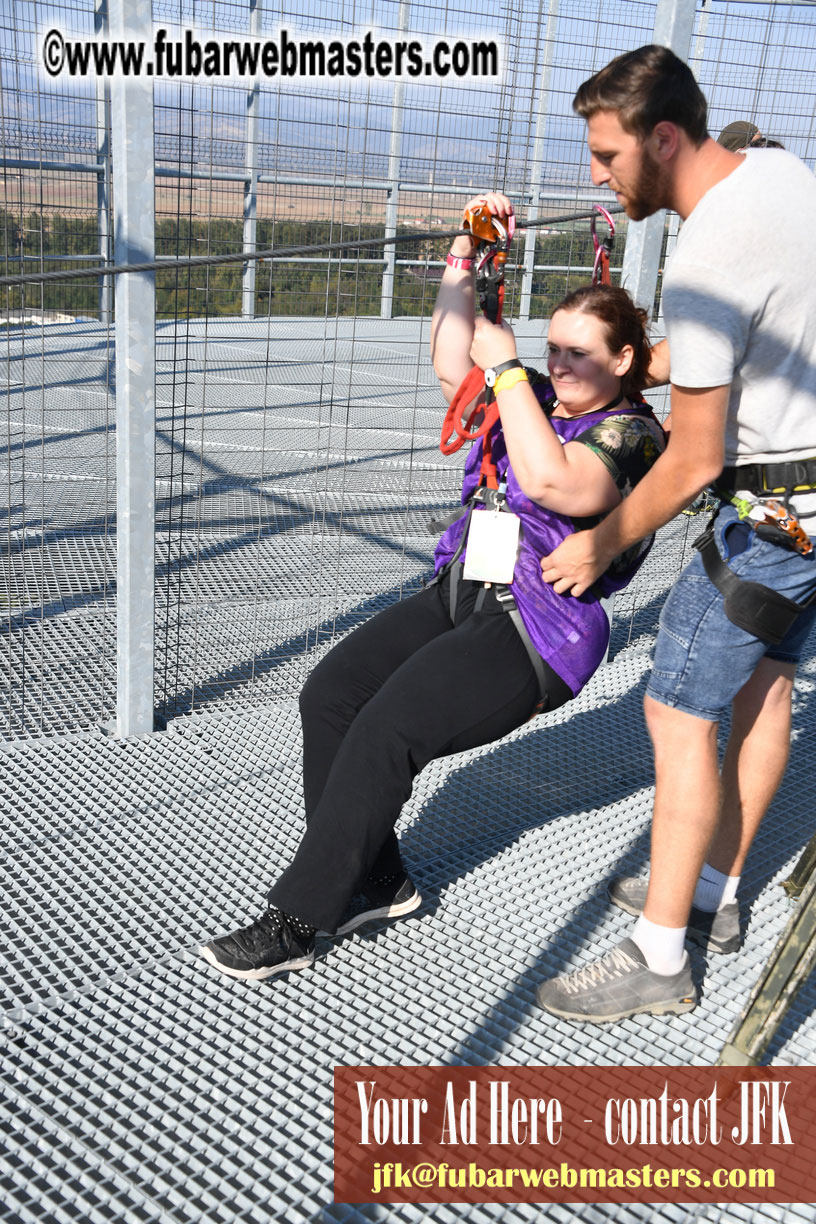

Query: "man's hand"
left=645, top=337, right=670, bottom=388
left=541, top=382, right=728, bottom=595
left=540, top=528, right=614, bottom=597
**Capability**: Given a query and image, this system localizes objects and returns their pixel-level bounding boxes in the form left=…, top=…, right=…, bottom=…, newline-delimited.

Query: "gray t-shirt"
left=662, top=149, right=816, bottom=519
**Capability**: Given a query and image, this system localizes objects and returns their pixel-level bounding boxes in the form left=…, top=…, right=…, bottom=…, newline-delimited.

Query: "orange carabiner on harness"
left=749, top=498, right=814, bottom=556
left=463, top=203, right=513, bottom=325
left=439, top=206, right=514, bottom=488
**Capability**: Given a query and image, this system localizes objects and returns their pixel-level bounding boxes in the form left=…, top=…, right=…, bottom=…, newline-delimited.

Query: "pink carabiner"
left=590, top=205, right=616, bottom=285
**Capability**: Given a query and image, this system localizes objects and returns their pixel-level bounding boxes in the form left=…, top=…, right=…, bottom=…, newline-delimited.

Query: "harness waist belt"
left=718, top=457, right=816, bottom=495
left=429, top=490, right=555, bottom=711
left=695, top=525, right=814, bottom=645
left=427, top=485, right=501, bottom=536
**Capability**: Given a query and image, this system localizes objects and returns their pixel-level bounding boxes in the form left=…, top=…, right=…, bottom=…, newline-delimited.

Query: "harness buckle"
left=787, top=461, right=811, bottom=491
left=493, top=583, right=517, bottom=609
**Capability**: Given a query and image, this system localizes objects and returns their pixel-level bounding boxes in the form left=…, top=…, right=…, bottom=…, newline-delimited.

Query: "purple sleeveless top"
left=433, top=379, right=662, bottom=695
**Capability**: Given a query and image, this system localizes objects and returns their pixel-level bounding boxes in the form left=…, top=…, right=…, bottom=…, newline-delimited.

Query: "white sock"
left=632, top=914, right=687, bottom=976
left=692, top=862, right=740, bottom=912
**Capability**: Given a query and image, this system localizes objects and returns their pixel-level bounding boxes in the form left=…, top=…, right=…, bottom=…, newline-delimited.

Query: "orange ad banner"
left=334, top=1066, right=816, bottom=1204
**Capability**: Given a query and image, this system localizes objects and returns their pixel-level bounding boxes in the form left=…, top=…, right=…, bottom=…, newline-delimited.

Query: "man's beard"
left=625, top=148, right=668, bottom=221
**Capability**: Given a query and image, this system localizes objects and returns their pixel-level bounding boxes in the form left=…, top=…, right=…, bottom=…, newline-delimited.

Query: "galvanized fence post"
left=95, top=0, right=112, bottom=327
left=109, top=0, right=156, bottom=737
left=242, top=0, right=262, bottom=319
left=620, top=0, right=698, bottom=314
left=519, top=0, right=559, bottom=323
left=658, top=0, right=710, bottom=322
left=381, top=1, right=409, bottom=320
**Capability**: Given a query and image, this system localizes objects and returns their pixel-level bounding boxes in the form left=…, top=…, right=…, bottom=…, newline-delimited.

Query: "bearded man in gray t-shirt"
left=537, top=44, right=816, bottom=1025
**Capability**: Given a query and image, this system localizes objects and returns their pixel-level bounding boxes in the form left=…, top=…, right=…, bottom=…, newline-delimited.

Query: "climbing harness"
left=717, top=456, right=816, bottom=499
left=694, top=472, right=816, bottom=645
left=434, top=201, right=621, bottom=705
left=694, top=521, right=815, bottom=645
left=427, top=484, right=553, bottom=715
left=684, top=454, right=816, bottom=644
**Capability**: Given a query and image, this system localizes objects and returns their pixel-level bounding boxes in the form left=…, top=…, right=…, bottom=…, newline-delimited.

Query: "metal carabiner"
left=590, top=204, right=616, bottom=286
left=463, top=204, right=515, bottom=324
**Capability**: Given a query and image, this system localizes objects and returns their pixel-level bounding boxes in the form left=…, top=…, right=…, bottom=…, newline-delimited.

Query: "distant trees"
left=0, top=209, right=100, bottom=316
left=1, top=208, right=608, bottom=322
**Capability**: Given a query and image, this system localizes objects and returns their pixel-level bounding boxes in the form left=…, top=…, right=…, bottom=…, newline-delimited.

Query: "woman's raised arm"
left=430, top=192, right=514, bottom=404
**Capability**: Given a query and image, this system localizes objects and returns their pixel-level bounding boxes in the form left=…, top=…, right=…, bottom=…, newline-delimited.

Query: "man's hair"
left=573, top=45, right=708, bottom=146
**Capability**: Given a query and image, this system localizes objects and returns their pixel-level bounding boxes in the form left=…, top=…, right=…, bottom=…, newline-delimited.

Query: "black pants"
left=267, top=571, right=571, bottom=932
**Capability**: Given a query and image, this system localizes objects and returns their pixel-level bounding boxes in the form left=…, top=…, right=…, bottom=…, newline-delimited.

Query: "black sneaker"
left=322, top=874, right=422, bottom=937
left=200, top=907, right=315, bottom=980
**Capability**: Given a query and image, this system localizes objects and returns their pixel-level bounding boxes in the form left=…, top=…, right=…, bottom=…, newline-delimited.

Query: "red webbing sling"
left=438, top=204, right=511, bottom=490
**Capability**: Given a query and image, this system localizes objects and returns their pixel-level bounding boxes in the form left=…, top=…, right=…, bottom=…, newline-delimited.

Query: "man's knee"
left=643, top=692, right=719, bottom=753
left=735, top=656, right=795, bottom=705
left=731, top=657, right=795, bottom=732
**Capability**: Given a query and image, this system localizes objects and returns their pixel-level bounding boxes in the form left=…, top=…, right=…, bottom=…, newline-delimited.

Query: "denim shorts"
left=646, top=504, right=816, bottom=720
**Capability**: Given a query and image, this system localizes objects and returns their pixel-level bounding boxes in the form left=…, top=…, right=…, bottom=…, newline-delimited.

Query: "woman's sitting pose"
left=201, top=193, right=666, bottom=981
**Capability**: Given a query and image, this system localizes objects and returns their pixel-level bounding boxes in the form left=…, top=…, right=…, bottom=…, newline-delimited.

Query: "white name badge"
left=463, top=508, right=521, bottom=584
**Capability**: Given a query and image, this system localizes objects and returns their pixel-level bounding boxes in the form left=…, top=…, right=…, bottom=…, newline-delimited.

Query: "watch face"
left=485, top=368, right=497, bottom=387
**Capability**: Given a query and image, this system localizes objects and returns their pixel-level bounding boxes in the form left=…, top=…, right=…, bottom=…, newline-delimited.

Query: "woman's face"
left=546, top=309, right=633, bottom=412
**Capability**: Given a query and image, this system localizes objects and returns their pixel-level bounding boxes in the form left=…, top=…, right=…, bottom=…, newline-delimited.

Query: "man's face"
left=586, top=110, right=670, bottom=221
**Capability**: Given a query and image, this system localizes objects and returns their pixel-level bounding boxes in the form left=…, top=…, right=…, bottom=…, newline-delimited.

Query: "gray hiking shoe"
left=536, top=938, right=698, bottom=1023
left=608, top=876, right=741, bottom=954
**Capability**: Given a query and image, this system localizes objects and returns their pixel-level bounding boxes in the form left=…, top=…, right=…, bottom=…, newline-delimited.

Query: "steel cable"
left=0, top=205, right=624, bottom=288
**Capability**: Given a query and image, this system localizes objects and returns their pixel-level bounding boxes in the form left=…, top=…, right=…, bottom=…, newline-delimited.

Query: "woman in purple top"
left=200, top=193, right=665, bottom=982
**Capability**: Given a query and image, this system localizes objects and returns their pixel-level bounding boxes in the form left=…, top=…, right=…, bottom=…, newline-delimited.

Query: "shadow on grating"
left=2, top=637, right=815, bottom=1223
left=3, top=319, right=815, bottom=1223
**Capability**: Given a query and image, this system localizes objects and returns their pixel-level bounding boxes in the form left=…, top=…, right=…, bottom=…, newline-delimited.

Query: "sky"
left=1, top=0, right=815, bottom=208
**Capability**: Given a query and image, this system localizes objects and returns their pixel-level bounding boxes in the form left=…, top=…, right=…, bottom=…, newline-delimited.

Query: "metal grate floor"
left=3, top=317, right=815, bottom=1223
left=2, top=639, right=815, bottom=1222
